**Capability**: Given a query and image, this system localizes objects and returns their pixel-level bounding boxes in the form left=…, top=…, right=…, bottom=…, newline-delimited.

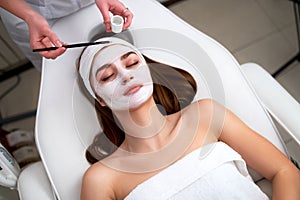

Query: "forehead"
left=92, top=44, right=137, bottom=65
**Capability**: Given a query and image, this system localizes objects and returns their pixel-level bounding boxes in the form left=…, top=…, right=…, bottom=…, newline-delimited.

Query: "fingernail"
left=55, top=40, right=63, bottom=47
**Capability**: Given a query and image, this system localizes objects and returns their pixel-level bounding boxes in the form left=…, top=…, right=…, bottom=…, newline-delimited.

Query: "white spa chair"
left=11, top=0, right=300, bottom=199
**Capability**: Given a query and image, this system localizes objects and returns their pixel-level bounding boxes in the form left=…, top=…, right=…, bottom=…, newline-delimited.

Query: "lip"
left=123, top=84, right=143, bottom=96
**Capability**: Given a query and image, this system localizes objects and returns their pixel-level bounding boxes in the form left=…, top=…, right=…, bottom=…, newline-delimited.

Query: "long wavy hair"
left=78, top=51, right=197, bottom=164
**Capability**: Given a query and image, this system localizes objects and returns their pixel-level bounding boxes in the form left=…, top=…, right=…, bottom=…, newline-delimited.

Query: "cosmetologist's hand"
left=95, top=0, right=133, bottom=32
left=26, top=12, right=66, bottom=59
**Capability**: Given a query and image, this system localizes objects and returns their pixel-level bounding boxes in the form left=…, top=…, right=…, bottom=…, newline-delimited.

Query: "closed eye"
left=126, top=61, right=139, bottom=68
left=123, top=52, right=141, bottom=69
left=96, top=65, right=115, bottom=83
left=101, top=73, right=114, bottom=82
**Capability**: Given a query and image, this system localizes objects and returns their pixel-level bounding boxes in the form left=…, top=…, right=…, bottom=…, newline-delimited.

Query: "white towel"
left=125, top=142, right=269, bottom=200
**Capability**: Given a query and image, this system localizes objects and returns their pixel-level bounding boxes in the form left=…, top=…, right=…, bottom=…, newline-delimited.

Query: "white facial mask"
left=91, top=45, right=153, bottom=111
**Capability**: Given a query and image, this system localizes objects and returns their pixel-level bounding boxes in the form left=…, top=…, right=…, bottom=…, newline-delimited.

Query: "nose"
left=121, top=74, right=134, bottom=85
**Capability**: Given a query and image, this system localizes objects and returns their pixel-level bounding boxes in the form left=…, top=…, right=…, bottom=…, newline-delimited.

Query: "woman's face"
left=90, top=44, right=153, bottom=111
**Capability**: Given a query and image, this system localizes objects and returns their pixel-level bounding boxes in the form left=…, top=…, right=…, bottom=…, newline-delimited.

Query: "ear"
left=97, top=98, right=107, bottom=107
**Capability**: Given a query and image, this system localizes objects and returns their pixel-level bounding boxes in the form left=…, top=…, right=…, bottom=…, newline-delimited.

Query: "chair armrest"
left=241, top=63, right=300, bottom=145
left=18, top=161, right=56, bottom=200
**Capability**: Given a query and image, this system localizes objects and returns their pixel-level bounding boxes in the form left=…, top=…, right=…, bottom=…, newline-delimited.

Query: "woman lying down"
left=78, top=37, right=300, bottom=200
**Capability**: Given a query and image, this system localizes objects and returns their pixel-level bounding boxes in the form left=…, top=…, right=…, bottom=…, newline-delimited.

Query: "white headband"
left=79, top=37, right=144, bottom=99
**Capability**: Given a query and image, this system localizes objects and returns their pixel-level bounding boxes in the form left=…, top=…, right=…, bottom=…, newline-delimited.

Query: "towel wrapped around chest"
left=125, top=142, right=269, bottom=200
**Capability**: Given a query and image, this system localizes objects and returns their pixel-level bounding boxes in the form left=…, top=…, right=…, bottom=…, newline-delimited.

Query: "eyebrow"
left=95, top=51, right=137, bottom=75
left=120, top=51, right=137, bottom=60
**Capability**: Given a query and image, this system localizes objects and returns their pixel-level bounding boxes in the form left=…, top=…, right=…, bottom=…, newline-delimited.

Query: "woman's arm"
left=0, top=0, right=65, bottom=59
left=213, top=101, right=300, bottom=200
left=81, top=162, right=115, bottom=200
left=0, top=0, right=36, bottom=21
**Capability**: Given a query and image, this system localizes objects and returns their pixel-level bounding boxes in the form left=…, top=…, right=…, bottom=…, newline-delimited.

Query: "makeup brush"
left=32, top=41, right=110, bottom=52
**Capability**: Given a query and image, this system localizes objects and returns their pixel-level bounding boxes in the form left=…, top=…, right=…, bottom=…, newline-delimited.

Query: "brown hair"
left=78, top=52, right=197, bottom=164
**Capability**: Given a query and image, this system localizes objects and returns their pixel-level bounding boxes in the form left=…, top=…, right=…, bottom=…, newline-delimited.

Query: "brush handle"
left=32, top=41, right=110, bottom=52
left=32, top=46, right=58, bottom=52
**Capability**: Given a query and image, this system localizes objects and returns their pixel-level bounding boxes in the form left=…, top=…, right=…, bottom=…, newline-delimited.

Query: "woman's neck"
left=114, top=98, right=179, bottom=153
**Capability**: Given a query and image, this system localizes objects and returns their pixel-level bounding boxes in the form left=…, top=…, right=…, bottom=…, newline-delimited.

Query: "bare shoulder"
left=83, top=161, right=115, bottom=183
left=81, top=162, right=116, bottom=200
left=196, top=98, right=224, bottom=109
left=182, top=99, right=226, bottom=142
left=183, top=98, right=225, bottom=116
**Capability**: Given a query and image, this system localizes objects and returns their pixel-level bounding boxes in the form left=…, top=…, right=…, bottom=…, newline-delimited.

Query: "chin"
left=128, top=96, right=153, bottom=110
left=111, top=87, right=154, bottom=111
